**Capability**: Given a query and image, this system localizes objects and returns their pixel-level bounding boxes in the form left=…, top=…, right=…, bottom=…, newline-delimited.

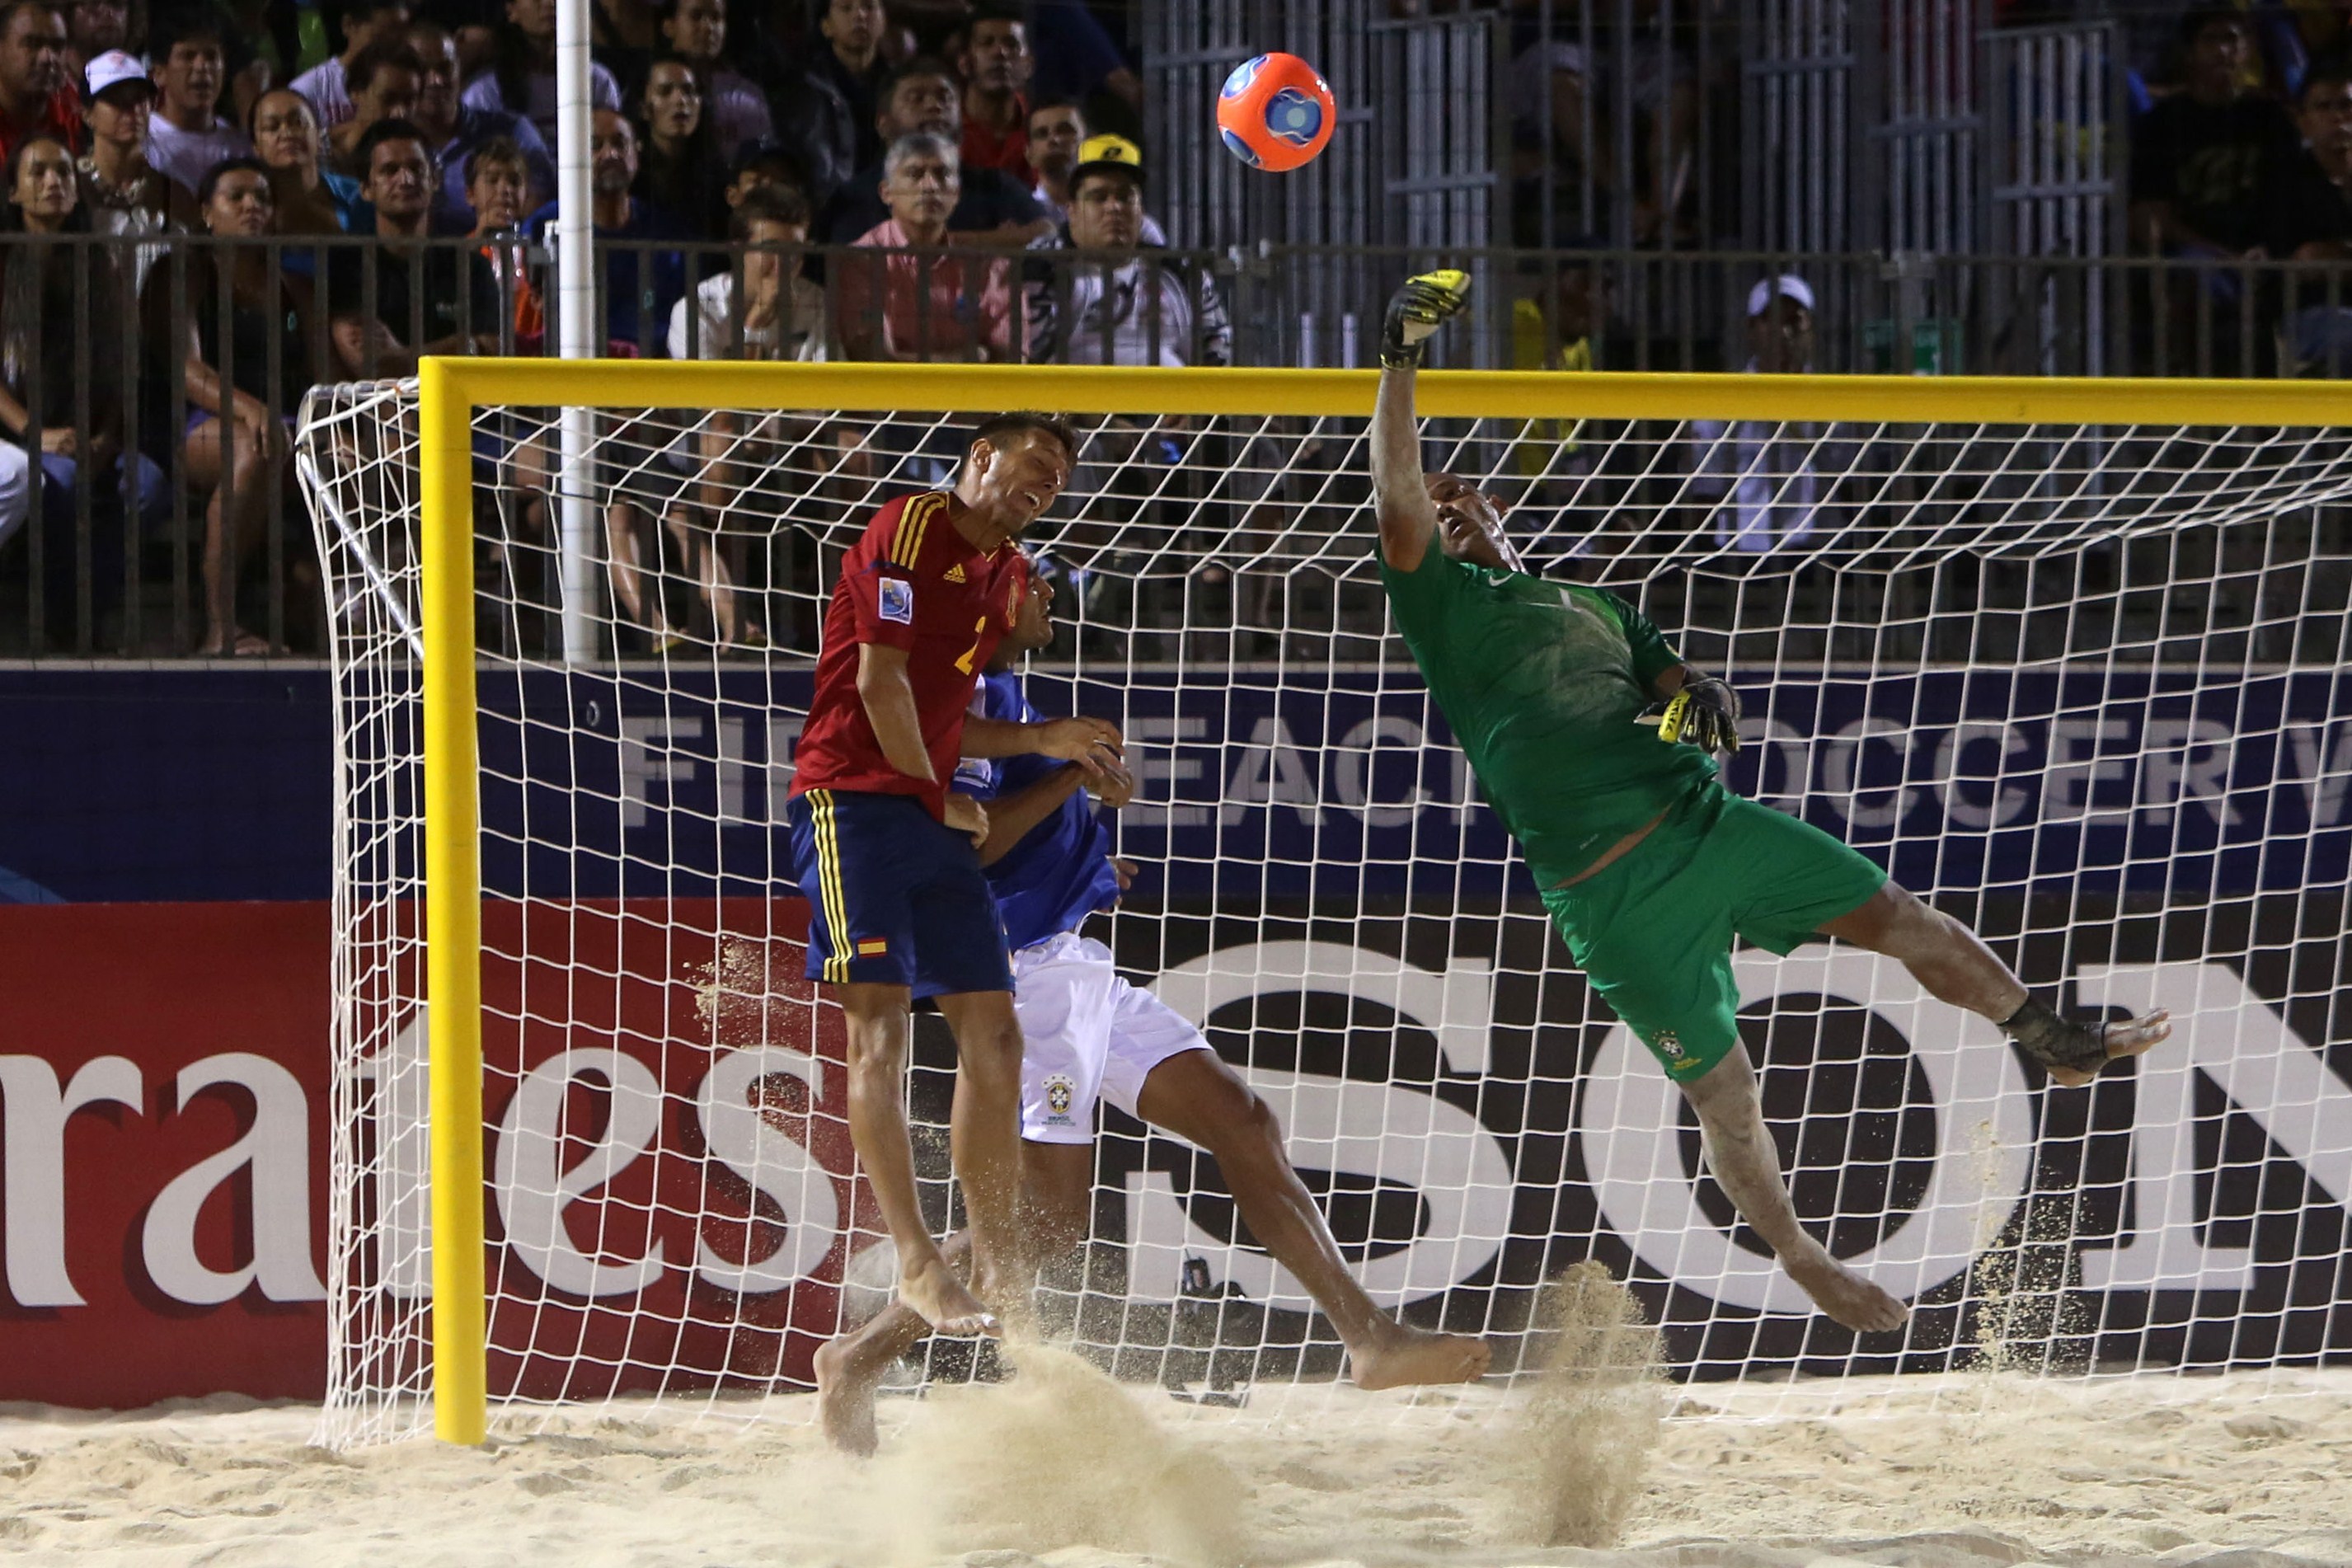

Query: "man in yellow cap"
left=1024, top=134, right=1227, bottom=367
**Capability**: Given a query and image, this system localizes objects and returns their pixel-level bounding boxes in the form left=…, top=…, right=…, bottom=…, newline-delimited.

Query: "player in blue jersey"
left=814, top=561, right=1492, bottom=1454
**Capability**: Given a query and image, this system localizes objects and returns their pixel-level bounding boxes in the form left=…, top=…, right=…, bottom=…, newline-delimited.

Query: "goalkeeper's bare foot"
left=1349, top=1322, right=1492, bottom=1390
left=1784, top=1247, right=1909, bottom=1334
left=2045, top=1008, right=2171, bottom=1088
left=899, top=1255, right=1000, bottom=1337
left=812, top=1334, right=887, bottom=1458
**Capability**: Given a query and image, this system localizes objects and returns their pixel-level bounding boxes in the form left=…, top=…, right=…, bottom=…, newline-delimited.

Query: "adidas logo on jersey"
left=944, top=563, right=966, bottom=583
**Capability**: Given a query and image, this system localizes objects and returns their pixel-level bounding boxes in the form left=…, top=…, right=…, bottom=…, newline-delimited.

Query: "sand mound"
left=873, top=1344, right=1251, bottom=1566
left=1486, top=1261, right=1667, bottom=1549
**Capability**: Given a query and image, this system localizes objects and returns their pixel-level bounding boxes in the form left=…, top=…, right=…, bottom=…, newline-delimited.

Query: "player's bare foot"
left=899, top=1256, right=1000, bottom=1337
left=812, top=1336, right=885, bottom=1458
left=2045, top=1008, right=2172, bottom=1089
left=1349, top=1323, right=1493, bottom=1390
left=1784, top=1248, right=1910, bottom=1334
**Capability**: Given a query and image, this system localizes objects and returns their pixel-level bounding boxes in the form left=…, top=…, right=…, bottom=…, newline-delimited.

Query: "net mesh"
left=298, top=378, right=2352, bottom=1449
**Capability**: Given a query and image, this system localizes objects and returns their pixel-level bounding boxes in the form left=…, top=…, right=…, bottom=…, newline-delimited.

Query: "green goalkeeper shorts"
left=1537, top=782, right=1889, bottom=1084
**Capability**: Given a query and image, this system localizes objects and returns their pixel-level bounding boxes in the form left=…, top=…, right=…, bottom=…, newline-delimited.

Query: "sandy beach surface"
left=3, top=1359, right=2349, bottom=1568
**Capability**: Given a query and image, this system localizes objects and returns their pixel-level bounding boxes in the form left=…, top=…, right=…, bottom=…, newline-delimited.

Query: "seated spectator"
left=76, top=48, right=195, bottom=263
left=957, top=2, right=1028, bottom=178
left=2254, top=65, right=2352, bottom=371
left=144, top=12, right=251, bottom=194
left=324, top=38, right=423, bottom=178
left=656, top=0, right=768, bottom=158
left=822, top=55, right=1047, bottom=246
left=1688, top=275, right=1835, bottom=556
left=776, top=0, right=885, bottom=202
left=1024, top=96, right=1080, bottom=223
left=2131, top=7, right=2300, bottom=255
left=522, top=107, right=685, bottom=353
left=0, top=2, right=77, bottom=162
left=462, top=0, right=620, bottom=147
left=589, top=0, right=659, bottom=89
left=1024, top=135, right=1225, bottom=367
left=670, top=181, right=829, bottom=359
left=249, top=87, right=360, bottom=237
left=463, top=134, right=539, bottom=351
left=328, top=117, right=501, bottom=375
left=723, top=135, right=809, bottom=212
left=835, top=131, right=1015, bottom=362
left=408, top=17, right=552, bottom=229
left=63, top=0, right=129, bottom=81
left=289, top=0, right=413, bottom=128
left=138, top=157, right=313, bottom=654
left=0, top=131, right=167, bottom=641
left=632, top=51, right=725, bottom=237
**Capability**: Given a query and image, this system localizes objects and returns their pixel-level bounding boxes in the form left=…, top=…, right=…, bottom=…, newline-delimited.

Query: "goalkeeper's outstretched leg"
left=815, top=1045, right=1492, bottom=1456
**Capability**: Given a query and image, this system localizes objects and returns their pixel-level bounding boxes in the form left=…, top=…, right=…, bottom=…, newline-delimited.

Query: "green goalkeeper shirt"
left=1378, top=542, right=1718, bottom=884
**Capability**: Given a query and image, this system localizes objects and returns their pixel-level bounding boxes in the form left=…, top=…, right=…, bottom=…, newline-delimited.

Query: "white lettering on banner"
left=2076, top=962, right=2352, bottom=1290
left=0, top=1054, right=140, bottom=1307
left=1136, top=941, right=1512, bottom=1307
left=692, top=1047, right=842, bottom=1291
left=495, top=1049, right=668, bottom=1298
left=620, top=715, right=706, bottom=829
left=1932, top=721, right=2034, bottom=830
left=1331, top=715, right=1431, bottom=829
left=1580, top=951, right=2034, bottom=1314
left=355, top=1012, right=432, bottom=1300
left=2284, top=722, right=2352, bottom=826
left=712, top=716, right=748, bottom=824
left=1822, top=716, right=1919, bottom=829
left=1126, top=715, right=1209, bottom=828
left=141, top=1054, right=327, bottom=1305
left=2139, top=718, right=2242, bottom=827
left=2044, top=717, right=2134, bottom=824
left=1223, top=716, right=1326, bottom=828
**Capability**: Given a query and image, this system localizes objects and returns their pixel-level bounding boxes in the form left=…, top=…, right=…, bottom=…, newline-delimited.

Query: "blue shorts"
left=786, top=788, right=1014, bottom=998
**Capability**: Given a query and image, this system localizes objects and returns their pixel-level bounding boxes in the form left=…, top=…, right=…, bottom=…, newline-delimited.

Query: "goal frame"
left=408, top=357, right=2352, bottom=1444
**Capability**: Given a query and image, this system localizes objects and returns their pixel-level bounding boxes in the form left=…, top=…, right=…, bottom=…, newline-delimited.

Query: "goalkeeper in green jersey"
left=1371, top=270, right=2173, bottom=1333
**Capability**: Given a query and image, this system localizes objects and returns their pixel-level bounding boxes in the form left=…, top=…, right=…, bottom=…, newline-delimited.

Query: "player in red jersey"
left=788, top=411, right=1123, bottom=1340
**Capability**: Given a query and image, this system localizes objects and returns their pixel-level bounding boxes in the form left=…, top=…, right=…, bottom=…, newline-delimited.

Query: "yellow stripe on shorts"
left=809, top=789, right=852, bottom=983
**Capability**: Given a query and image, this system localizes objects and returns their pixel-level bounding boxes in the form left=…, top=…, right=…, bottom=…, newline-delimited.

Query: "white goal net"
left=299, top=377, right=2352, bottom=1448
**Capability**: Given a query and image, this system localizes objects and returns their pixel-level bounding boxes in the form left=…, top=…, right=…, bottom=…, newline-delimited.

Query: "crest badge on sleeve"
left=878, top=575, right=914, bottom=625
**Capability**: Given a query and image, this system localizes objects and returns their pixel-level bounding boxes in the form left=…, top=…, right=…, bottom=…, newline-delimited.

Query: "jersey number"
left=952, top=615, right=988, bottom=674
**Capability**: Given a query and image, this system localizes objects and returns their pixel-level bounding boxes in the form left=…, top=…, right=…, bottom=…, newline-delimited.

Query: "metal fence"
left=7, top=231, right=2352, bottom=660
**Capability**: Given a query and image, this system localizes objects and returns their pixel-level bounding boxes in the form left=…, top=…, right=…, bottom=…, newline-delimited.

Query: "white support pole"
left=553, top=0, right=597, bottom=664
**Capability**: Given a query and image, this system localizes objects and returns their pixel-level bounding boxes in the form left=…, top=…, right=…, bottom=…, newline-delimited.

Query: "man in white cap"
left=1688, top=274, right=1833, bottom=557
left=77, top=49, right=192, bottom=261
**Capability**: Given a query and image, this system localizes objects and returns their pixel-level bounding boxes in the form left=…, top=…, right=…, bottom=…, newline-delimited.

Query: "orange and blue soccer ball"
left=1217, top=52, right=1336, bottom=171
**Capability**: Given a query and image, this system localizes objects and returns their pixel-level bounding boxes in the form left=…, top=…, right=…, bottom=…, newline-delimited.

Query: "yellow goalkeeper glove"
left=1381, top=269, right=1472, bottom=369
left=1650, top=677, right=1743, bottom=755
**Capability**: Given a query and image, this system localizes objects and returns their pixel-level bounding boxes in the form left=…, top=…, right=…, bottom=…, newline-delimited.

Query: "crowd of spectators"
left=0, top=0, right=1200, bottom=654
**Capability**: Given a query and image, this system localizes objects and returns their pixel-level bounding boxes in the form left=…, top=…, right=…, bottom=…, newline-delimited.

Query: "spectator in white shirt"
left=1688, top=274, right=1834, bottom=556
left=289, top=0, right=414, bottom=129
left=143, top=12, right=251, bottom=195
left=669, top=181, right=830, bottom=359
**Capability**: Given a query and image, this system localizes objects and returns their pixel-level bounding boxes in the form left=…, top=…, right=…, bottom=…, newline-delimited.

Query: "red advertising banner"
left=0, top=901, right=334, bottom=1406
left=0, top=899, right=861, bottom=1410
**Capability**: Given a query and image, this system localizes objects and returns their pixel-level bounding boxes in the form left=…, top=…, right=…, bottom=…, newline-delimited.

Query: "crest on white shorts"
left=1044, top=1074, right=1076, bottom=1119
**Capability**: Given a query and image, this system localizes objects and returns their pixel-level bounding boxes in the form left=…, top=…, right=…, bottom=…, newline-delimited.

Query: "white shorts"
left=1013, top=931, right=1212, bottom=1144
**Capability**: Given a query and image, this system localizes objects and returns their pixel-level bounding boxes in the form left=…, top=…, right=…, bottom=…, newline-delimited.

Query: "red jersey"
left=790, top=491, right=1029, bottom=818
